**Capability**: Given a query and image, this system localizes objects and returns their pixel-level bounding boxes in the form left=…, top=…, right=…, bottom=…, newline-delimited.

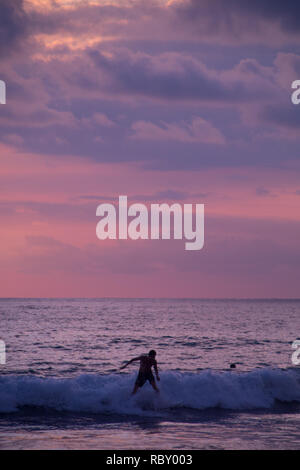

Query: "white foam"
left=0, top=368, right=299, bottom=414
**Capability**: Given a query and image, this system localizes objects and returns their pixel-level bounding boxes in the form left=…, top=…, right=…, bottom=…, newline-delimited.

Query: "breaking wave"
left=0, top=368, right=300, bottom=415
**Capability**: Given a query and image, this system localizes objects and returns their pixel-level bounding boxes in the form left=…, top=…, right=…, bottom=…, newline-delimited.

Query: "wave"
left=0, top=368, right=300, bottom=415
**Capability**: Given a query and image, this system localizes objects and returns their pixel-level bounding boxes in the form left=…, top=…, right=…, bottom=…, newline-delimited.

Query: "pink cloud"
left=81, top=112, right=116, bottom=128
left=20, top=0, right=300, bottom=48
left=131, top=117, right=225, bottom=144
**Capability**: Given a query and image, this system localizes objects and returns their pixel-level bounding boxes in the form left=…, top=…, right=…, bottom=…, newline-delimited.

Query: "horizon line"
left=1, top=297, right=300, bottom=301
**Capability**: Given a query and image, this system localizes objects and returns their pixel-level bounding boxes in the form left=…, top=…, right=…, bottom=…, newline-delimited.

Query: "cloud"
left=131, top=117, right=225, bottom=144
left=82, top=112, right=116, bottom=128
left=255, top=187, right=277, bottom=198
left=0, top=3, right=299, bottom=172
left=19, top=0, right=300, bottom=51
left=274, top=53, right=300, bottom=88
left=173, top=0, right=300, bottom=43
left=2, top=133, right=24, bottom=146
left=231, top=0, right=300, bottom=33
left=254, top=103, right=300, bottom=140
left=0, top=199, right=94, bottom=223
left=0, top=0, right=28, bottom=56
left=88, top=49, right=271, bottom=104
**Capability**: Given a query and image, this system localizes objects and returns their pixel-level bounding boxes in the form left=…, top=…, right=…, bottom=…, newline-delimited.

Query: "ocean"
left=0, top=298, right=299, bottom=450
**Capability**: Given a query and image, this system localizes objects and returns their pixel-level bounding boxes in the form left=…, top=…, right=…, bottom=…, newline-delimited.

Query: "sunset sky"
left=1, top=0, right=300, bottom=297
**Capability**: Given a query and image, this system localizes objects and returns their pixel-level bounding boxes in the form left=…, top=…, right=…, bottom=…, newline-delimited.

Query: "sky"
left=1, top=0, right=300, bottom=298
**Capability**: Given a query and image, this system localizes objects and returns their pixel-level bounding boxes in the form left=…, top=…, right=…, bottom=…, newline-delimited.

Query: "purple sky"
left=1, top=0, right=300, bottom=297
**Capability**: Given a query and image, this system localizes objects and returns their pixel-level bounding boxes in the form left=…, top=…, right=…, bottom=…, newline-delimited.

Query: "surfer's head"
left=149, top=350, right=156, bottom=358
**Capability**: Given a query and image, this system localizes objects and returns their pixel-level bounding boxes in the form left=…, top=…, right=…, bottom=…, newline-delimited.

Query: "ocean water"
left=0, top=298, right=299, bottom=450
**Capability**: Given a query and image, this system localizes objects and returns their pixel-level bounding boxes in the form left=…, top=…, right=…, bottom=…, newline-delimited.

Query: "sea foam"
left=0, top=368, right=299, bottom=415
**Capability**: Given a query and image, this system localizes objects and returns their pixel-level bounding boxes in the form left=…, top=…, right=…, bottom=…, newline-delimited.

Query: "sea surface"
left=0, top=298, right=299, bottom=450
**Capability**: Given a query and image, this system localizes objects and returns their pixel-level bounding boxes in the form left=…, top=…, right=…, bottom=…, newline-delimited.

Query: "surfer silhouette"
left=120, top=349, right=160, bottom=394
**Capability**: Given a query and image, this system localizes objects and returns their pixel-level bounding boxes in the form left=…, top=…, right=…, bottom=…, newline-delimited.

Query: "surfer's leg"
left=132, top=372, right=147, bottom=394
left=131, top=383, right=139, bottom=395
left=132, top=373, right=144, bottom=395
left=150, top=379, right=159, bottom=393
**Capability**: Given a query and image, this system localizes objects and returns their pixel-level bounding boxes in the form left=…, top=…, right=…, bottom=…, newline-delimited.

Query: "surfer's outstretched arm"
left=120, top=356, right=141, bottom=370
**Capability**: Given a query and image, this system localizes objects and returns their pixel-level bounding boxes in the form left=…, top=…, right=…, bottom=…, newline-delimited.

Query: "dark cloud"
left=255, top=187, right=277, bottom=198
left=175, top=0, right=300, bottom=36
left=236, top=0, right=300, bottom=33
left=0, top=0, right=27, bottom=55
left=261, top=104, right=300, bottom=129
left=0, top=0, right=298, bottom=63
left=17, top=0, right=300, bottom=49
left=88, top=49, right=268, bottom=103
left=256, top=187, right=270, bottom=197
left=0, top=2, right=299, bottom=173
left=88, top=49, right=225, bottom=101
